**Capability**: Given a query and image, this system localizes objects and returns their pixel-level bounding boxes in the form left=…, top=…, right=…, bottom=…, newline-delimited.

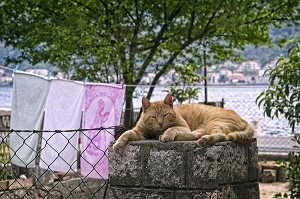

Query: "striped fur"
left=113, top=94, right=254, bottom=149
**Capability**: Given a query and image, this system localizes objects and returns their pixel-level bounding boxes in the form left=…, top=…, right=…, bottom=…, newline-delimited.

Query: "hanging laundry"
left=81, top=83, right=125, bottom=179
left=39, top=79, right=84, bottom=172
left=10, top=71, right=50, bottom=168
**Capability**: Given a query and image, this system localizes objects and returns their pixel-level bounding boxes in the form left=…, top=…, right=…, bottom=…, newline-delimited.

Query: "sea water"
left=1, top=84, right=299, bottom=136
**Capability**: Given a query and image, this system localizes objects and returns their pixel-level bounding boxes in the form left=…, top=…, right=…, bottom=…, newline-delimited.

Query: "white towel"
left=10, top=71, right=50, bottom=168
left=39, top=79, right=84, bottom=172
left=81, top=83, right=125, bottom=179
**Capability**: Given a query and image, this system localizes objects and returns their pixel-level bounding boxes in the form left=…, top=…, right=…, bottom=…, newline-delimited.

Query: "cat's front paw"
left=197, top=135, right=212, bottom=147
left=159, top=129, right=177, bottom=142
left=112, top=140, right=126, bottom=150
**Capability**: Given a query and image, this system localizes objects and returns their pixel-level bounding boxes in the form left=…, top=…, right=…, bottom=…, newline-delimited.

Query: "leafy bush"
left=257, top=40, right=300, bottom=198
left=257, top=41, right=300, bottom=132
left=274, top=136, right=300, bottom=199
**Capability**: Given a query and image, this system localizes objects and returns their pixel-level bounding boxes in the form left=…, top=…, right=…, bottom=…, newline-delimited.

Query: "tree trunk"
left=123, top=87, right=135, bottom=129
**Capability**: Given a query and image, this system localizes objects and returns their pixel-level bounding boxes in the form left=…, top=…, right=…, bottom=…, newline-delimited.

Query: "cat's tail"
left=226, top=124, right=254, bottom=143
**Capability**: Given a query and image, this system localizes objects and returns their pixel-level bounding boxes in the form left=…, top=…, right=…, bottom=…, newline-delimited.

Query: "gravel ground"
left=259, top=182, right=290, bottom=199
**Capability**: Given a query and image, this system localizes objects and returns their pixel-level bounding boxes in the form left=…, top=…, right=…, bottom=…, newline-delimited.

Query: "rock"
left=260, top=169, right=277, bottom=183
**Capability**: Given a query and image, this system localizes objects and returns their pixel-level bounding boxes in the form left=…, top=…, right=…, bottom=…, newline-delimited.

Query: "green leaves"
left=2, top=0, right=300, bottom=83
left=2, top=0, right=300, bottom=127
left=274, top=136, right=300, bottom=199
left=257, top=40, right=300, bottom=132
left=164, top=64, right=203, bottom=104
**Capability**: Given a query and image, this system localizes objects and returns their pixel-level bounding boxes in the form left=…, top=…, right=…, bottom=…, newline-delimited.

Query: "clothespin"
left=48, top=72, right=52, bottom=80
left=84, top=77, right=88, bottom=85
left=13, top=65, right=19, bottom=73
left=121, top=79, right=125, bottom=89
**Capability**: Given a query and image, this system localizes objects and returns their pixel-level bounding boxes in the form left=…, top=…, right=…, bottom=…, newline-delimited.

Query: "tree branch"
left=71, top=0, right=97, bottom=17
left=188, top=8, right=195, bottom=39
left=134, top=3, right=182, bottom=84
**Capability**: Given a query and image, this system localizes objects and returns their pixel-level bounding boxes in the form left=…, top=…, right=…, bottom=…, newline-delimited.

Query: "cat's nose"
left=158, top=122, right=163, bottom=127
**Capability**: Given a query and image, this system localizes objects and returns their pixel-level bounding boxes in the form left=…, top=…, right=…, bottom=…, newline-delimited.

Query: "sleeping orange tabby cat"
left=113, top=94, right=254, bottom=149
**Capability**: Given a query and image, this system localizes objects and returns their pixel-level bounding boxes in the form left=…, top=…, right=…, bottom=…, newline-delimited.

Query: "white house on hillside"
left=238, top=60, right=261, bottom=71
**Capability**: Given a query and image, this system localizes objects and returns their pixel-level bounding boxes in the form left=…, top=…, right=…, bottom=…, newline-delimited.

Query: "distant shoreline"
left=0, top=82, right=269, bottom=87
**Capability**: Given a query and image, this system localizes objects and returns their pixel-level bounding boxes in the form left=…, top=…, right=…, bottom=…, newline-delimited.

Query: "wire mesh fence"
left=0, top=125, right=115, bottom=199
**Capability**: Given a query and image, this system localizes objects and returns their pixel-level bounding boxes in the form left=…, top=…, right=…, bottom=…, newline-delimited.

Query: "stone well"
left=108, top=139, right=259, bottom=199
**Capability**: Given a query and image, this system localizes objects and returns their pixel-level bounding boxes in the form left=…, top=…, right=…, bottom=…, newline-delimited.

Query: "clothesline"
left=0, top=65, right=206, bottom=88
left=125, top=84, right=203, bottom=88
left=0, top=66, right=14, bottom=71
left=6, top=126, right=120, bottom=133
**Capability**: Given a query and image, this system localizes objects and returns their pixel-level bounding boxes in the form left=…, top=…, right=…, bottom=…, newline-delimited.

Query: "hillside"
left=237, top=24, right=300, bottom=66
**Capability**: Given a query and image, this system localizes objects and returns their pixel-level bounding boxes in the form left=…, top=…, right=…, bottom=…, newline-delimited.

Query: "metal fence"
left=0, top=123, right=113, bottom=198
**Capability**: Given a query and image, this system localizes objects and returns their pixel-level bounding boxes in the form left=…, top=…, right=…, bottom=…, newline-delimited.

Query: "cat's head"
left=141, top=94, right=177, bottom=135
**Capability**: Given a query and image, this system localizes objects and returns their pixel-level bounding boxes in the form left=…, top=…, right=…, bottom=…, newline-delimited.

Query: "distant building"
left=222, top=61, right=239, bottom=69
left=0, top=76, right=13, bottom=83
left=26, top=69, right=49, bottom=76
left=228, top=73, right=245, bottom=83
left=217, top=69, right=232, bottom=83
left=0, top=69, right=4, bottom=77
left=244, top=72, right=259, bottom=84
left=207, top=72, right=220, bottom=84
left=219, top=69, right=233, bottom=76
left=238, top=60, right=261, bottom=71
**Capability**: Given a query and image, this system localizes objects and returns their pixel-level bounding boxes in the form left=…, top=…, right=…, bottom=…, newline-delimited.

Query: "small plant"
left=165, top=64, right=203, bottom=104
left=0, top=144, right=10, bottom=164
left=274, top=136, right=300, bottom=199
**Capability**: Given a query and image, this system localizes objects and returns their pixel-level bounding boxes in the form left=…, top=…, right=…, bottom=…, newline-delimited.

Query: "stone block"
left=109, top=187, right=174, bottom=199
left=174, top=190, right=218, bottom=199
left=215, top=142, right=248, bottom=183
left=0, top=180, right=8, bottom=190
left=248, top=139, right=260, bottom=181
left=260, top=169, right=277, bottom=183
left=108, top=144, right=143, bottom=186
left=8, top=178, right=33, bottom=190
left=186, top=145, right=220, bottom=189
left=108, top=139, right=259, bottom=199
left=144, top=148, right=186, bottom=188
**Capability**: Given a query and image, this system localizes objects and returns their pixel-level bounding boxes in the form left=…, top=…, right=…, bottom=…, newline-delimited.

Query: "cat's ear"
left=142, top=97, right=151, bottom=111
left=164, top=94, right=173, bottom=108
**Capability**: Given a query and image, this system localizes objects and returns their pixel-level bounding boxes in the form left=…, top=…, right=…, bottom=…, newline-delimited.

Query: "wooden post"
left=203, top=50, right=208, bottom=104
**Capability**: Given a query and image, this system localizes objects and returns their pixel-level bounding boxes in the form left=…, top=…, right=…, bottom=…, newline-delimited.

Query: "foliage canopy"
left=1, top=0, right=300, bottom=127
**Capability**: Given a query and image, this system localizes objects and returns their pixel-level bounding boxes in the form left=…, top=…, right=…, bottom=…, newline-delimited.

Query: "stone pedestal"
left=108, top=139, right=259, bottom=199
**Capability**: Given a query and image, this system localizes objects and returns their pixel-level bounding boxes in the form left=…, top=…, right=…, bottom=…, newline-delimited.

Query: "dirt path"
left=259, top=182, right=290, bottom=199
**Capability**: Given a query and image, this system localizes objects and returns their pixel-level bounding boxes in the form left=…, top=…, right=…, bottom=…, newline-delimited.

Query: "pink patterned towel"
left=81, top=83, right=125, bottom=179
left=40, top=79, right=84, bottom=172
